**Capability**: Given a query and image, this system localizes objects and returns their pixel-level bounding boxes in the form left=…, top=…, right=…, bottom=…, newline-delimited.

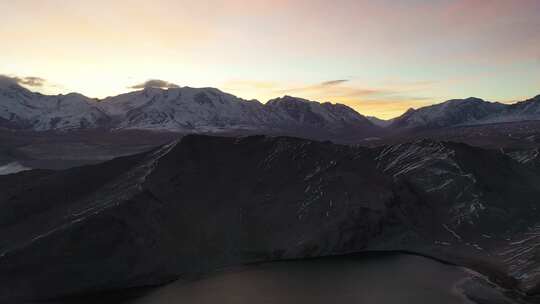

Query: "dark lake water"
left=128, top=255, right=474, bottom=304
left=47, top=254, right=518, bottom=304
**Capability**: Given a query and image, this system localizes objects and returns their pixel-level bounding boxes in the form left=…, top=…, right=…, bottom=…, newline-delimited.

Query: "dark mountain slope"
left=0, top=136, right=419, bottom=302
left=375, top=140, right=540, bottom=294
left=1, top=135, right=540, bottom=302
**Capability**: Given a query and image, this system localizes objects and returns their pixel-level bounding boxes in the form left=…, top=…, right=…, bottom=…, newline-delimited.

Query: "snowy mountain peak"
left=140, top=87, right=166, bottom=97
left=439, top=97, right=488, bottom=108
left=267, top=95, right=311, bottom=104
left=266, top=95, right=374, bottom=128
left=390, top=97, right=512, bottom=129
left=519, top=94, right=540, bottom=105
left=0, top=76, right=23, bottom=89
left=0, top=84, right=384, bottom=142
left=3, top=82, right=539, bottom=140
left=0, top=80, right=33, bottom=99
left=0, top=83, right=109, bottom=130
left=96, top=86, right=272, bottom=132
left=463, top=97, right=484, bottom=102
left=267, top=96, right=362, bottom=117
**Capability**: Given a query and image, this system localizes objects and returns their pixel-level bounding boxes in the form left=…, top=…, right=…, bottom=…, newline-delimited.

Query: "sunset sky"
left=1, top=0, right=539, bottom=118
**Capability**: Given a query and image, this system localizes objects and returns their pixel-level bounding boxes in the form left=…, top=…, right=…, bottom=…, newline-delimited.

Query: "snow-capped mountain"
left=98, top=90, right=380, bottom=137
left=390, top=95, right=540, bottom=130
left=505, top=95, right=540, bottom=120
left=4, top=78, right=539, bottom=140
left=266, top=95, right=374, bottom=129
left=0, top=81, right=109, bottom=130
left=264, top=96, right=381, bottom=140
left=0, top=83, right=381, bottom=141
left=98, top=87, right=273, bottom=132
left=389, top=97, right=506, bottom=129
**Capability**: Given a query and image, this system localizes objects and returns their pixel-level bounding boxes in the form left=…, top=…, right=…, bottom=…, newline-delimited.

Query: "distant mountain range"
left=389, top=95, right=540, bottom=130
left=1, top=79, right=539, bottom=140
left=0, top=81, right=379, bottom=142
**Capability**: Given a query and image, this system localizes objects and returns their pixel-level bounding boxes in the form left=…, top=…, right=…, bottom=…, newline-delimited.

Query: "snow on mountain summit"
left=3, top=82, right=538, bottom=137
left=0, top=84, right=380, bottom=140
left=389, top=97, right=536, bottom=129
left=98, top=86, right=273, bottom=132
left=0, top=82, right=109, bottom=130
left=266, top=95, right=373, bottom=129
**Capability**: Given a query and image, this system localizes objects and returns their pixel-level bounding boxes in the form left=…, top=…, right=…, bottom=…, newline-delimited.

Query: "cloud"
left=130, top=79, right=180, bottom=89
left=277, top=80, right=439, bottom=119
left=18, top=76, right=46, bottom=87
left=346, top=97, right=434, bottom=119
left=223, top=78, right=437, bottom=119
left=0, top=74, right=46, bottom=87
left=278, top=82, right=383, bottom=99
left=320, top=79, right=349, bottom=86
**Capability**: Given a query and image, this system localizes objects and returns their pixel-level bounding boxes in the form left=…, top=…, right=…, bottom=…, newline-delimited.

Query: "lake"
left=46, top=253, right=517, bottom=304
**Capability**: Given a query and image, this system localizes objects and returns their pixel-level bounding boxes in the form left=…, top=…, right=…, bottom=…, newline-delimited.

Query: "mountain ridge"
left=2, top=79, right=540, bottom=140
left=390, top=95, right=540, bottom=130
left=0, top=83, right=381, bottom=142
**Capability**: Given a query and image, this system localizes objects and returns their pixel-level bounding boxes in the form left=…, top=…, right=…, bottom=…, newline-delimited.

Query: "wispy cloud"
left=17, top=76, right=46, bottom=87
left=346, top=97, right=433, bottom=119
left=277, top=80, right=383, bottom=98
left=129, top=79, right=179, bottom=89
left=320, top=79, right=349, bottom=86
left=223, top=78, right=436, bottom=119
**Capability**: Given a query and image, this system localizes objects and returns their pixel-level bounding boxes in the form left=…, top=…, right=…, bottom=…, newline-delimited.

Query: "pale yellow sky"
left=1, top=0, right=539, bottom=119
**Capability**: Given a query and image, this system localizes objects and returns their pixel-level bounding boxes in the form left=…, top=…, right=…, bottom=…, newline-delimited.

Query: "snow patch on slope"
left=0, top=162, right=31, bottom=175
left=376, top=140, right=485, bottom=226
